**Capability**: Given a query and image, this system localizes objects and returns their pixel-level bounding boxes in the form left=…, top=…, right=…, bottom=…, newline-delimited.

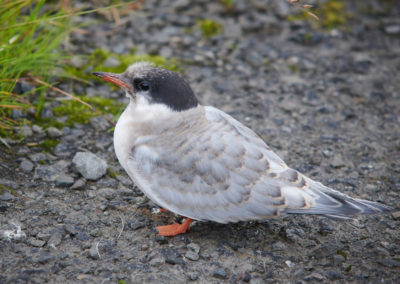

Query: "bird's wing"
left=126, top=106, right=391, bottom=223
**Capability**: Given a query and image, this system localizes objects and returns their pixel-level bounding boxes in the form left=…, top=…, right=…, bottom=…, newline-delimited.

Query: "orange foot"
left=156, top=218, right=194, bottom=237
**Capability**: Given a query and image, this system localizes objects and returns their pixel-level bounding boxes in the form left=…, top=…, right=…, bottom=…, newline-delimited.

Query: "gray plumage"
left=95, top=62, right=393, bottom=224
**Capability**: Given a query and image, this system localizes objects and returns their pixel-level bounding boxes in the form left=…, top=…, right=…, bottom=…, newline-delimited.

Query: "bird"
left=93, top=62, right=393, bottom=237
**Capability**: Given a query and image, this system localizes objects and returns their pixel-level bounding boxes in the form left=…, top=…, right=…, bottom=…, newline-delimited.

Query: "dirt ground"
left=1, top=1, right=399, bottom=283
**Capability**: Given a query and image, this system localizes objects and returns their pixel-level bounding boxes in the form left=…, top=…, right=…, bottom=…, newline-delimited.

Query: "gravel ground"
left=1, top=0, right=400, bottom=283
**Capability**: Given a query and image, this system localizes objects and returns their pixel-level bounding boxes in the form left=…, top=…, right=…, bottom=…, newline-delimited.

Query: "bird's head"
left=93, top=62, right=198, bottom=112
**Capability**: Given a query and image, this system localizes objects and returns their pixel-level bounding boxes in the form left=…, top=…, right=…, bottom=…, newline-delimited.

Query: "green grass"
left=197, top=19, right=223, bottom=38
left=0, top=0, right=71, bottom=130
left=51, top=96, right=124, bottom=127
left=0, top=184, right=17, bottom=196
left=0, top=2, right=151, bottom=138
left=39, top=139, right=59, bottom=152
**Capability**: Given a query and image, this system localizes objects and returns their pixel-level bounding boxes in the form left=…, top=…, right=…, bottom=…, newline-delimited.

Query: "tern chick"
left=93, top=62, right=393, bottom=236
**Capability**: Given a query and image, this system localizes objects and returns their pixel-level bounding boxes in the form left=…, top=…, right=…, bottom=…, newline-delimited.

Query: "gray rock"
left=97, top=178, right=117, bottom=187
left=48, top=229, right=63, bottom=247
left=392, top=211, right=400, bottom=220
left=46, top=127, right=63, bottom=138
left=330, top=155, right=345, bottom=168
left=213, top=268, right=227, bottom=279
left=159, top=46, right=173, bottom=58
left=273, top=0, right=290, bottom=17
left=72, top=152, right=107, bottom=181
left=0, top=178, right=19, bottom=190
left=187, top=242, right=200, bottom=253
left=55, top=174, right=74, bottom=187
left=29, top=153, right=47, bottom=162
left=40, top=106, right=54, bottom=119
left=333, top=255, right=345, bottom=265
left=172, top=0, right=190, bottom=10
left=14, top=80, right=35, bottom=94
left=103, top=56, right=120, bottom=67
left=28, top=238, right=46, bottom=247
left=69, top=55, right=88, bottom=68
left=70, top=178, right=86, bottom=190
left=38, top=252, right=54, bottom=264
left=89, top=242, right=101, bottom=260
left=188, top=272, right=200, bottom=281
left=185, top=250, right=199, bottom=261
left=129, top=222, right=145, bottom=231
left=54, top=141, right=77, bottom=158
left=0, top=190, right=17, bottom=201
left=378, top=258, right=400, bottom=268
left=15, top=125, right=33, bottom=137
left=160, top=248, right=184, bottom=265
left=98, top=187, right=115, bottom=200
left=272, top=241, right=287, bottom=251
left=304, top=272, right=326, bottom=281
left=20, top=159, right=34, bottom=173
left=150, top=256, right=165, bottom=267
left=34, top=160, right=70, bottom=181
left=384, top=25, right=400, bottom=35
left=238, top=271, right=251, bottom=282
left=318, top=219, right=334, bottom=236
left=89, top=116, right=110, bottom=131
left=155, top=235, right=168, bottom=245
left=224, top=19, right=242, bottom=38
left=11, top=109, right=24, bottom=119
left=32, top=124, right=44, bottom=134
left=116, top=175, right=133, bottom=186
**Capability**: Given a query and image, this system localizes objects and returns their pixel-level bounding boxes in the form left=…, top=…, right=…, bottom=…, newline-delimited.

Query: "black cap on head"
left=134, top=67, right=198, bottom=112
left=94, top=62, right=199, bottom=112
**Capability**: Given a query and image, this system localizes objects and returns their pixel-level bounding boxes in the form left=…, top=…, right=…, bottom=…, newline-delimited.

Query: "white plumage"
left=94, top=62, right=392, bottom=235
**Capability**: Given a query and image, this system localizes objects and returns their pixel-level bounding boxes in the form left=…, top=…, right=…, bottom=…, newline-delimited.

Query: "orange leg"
left=156, top=218, right=194, bottom=237
left=159, top=208, right=168, bottom=212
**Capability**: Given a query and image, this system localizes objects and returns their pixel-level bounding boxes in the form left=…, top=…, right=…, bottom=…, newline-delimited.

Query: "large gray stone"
left=72, top=152, right=107, bottom=181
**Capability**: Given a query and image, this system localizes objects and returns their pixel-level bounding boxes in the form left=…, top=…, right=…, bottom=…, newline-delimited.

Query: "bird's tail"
left=286, top=180, right=393, bottom=220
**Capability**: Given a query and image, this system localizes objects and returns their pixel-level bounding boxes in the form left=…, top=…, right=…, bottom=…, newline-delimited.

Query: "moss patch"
left=0, top=184, right=17, bottom=196
left=52, top=96, right=124, bottom=127
left=197, top=19, right=223, bottom=38
left=107, top=168, right=119, bottom=178
left=39, top=139, right=59, bottom=152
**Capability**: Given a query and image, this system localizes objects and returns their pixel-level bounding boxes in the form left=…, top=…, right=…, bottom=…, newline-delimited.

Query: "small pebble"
left=150, top=257, right=165, bottom=267
left=20, top=159, right=34, bottom=173
left=70, top=178, right=86, bottom=190
left=28, top=238, right=46, bottom=247
left=41, top=107, right=54, bottom=119
left=155, top=235, right=168, bottom=245
left=213, top=268, right=227, bottom=279
left=391, top=211, right=400, bottom=220
left=32, top=125, right=44, bottom=134
left=55, top=174, right=74, bottom=187
left=188, top=272, right=200, bottom=281
left=89, top=243, right=101, bottom=260
left=46, top=127, right=63, bottom=138
left=185, top=250, right=199, bottom=261
left=0, top=190, right=17, bottom=202
left=72, top=152, right=108, bottom=181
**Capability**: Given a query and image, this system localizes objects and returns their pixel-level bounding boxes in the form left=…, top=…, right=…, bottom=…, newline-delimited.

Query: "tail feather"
left=286, top=180, right=393, bottom=219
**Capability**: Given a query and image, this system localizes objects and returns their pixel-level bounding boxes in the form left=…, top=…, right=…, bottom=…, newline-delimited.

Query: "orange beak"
left=92, top=71, right=131, bottom=89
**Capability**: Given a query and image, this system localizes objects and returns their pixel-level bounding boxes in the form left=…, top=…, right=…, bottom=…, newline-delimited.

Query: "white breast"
left=113, top=96, right=176, bottom=175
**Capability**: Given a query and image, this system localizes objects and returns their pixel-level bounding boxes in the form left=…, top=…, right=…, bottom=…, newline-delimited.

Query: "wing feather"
left=126, top=106, right=392, bottom=223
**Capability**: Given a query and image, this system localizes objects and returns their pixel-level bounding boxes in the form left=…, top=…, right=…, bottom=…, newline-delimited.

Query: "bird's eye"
left=139, top=81, right=150, bottom=91
left=134, top=78, right=150, bottom=92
